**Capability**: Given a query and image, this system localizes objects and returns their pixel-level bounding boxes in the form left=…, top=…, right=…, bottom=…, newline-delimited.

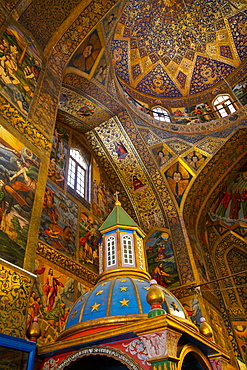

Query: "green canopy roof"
left=99, top=203, right=139, bottom=231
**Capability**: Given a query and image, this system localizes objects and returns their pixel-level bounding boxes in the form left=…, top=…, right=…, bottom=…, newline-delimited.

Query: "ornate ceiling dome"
left=112, top=0, right=247, bottom=106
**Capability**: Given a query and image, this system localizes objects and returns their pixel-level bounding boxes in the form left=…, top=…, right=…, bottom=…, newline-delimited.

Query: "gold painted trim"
left=102, top=225, right=146, bottom=238
left=96, top=268, right=151, bottom=283
left=55, top=314, right=148, bottom=341
left=38, top=314, right=228, bottom=357
left=106, top=278, right=114, bottom=317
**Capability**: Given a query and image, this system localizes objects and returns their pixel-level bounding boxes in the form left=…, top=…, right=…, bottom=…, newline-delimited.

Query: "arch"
left=212, top=94, right=236, bottom=118
left=68, top=148, right=89, bottom=199
left=55, top=346, right=143, bottom=370
left=178, top=344, right=212, bottom=370
left=152, top=106, right=172, bottom=123
left=106, top=235, right=116, bottom=267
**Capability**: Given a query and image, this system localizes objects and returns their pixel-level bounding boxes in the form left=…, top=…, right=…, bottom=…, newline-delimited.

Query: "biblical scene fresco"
left=48, top=125, right=69, bottom=189
left=0, top=25, right=41, bottom=115
left=209, top=163, right=247, bottom=223
left=29, top=258, right=88, bottom=345
left=79, top=209, right=101, bottom=274
left=0, top=126, right=40, bottom=267
left=59, top=87, right=111, bottom=126
left=164, top=161, right=193, bottom=207
left=92, top=159, right=115, bottom=221
left=145, top=230, right=179, bottom=289
left=233, top=76, right=247, bottom=105
left=68, top=28, right=102, bottom=75
left=233, top=324, right=247, bottom=365
left=151, top=145, right=173, bottom=168
left=39, top=181, right=78, bottom=259
left=171, top=104, right=215, bottom=125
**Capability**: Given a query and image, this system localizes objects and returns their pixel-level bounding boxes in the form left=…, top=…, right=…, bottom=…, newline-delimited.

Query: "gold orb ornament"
left=199, top=317, right=214, bottom=340
left=146, top=279, right=165, bottom=308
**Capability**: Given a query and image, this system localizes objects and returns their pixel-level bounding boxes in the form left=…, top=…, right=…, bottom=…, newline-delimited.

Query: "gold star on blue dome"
left=91, top=302, right=101, bottom=312
left=119, top=298, right=130, bottom=307
left=96, top=290, right=104, bottom=296
left=120, top=286, right=128, bottom=291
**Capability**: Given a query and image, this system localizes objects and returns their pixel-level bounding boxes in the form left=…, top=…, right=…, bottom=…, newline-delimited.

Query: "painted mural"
left=102, top=3, right=121, bottom=39
left=79, top=210, right=100, bottom=274
left=182, top=150, right=207, bottom=172
left=92, top=159, right=115, bottom=221
left=171, top=103, right=215, bottom=125
left=59, top=87, right=111, bottom=126
left=29, top=258, right=88, bottom=345
left=48, top=125, right=69, bottom=189
left=0, top=25, right=41, bottom=115
left=234, top=324, right=247, bottom=366
left=39, top=181, right=78, bottom=259
left=145, top=230, right=179, bottom=289
left=233, top=76, right=247, bottom=106
left=182, top=297, right=201, bottom=327
left=165, top=161, right=193, bottom=207
left=151, top=145, right=173, bottom=168
left=93, top=54, right=108, bottom=86
left=209, top=163, right=247, bottom=223
left=0, top=125, right=40, bottom=267
left=68, top=28, right=102, bottom=75
left=92, top=118, right=165, bottom=230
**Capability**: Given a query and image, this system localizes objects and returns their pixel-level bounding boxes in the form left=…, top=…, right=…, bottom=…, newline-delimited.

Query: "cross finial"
left=114, top=191, right=121, bottom=205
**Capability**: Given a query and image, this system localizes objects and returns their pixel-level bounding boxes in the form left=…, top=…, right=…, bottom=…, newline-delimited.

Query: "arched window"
left=213, top=94, right=236, bottom=118
left=68, top=148, right=89, bottom=199
left=122, top=234, right=134, bottom=265
left=152, top=107, right=171, bottom=123
left=107, top=236, right=116, bottom=267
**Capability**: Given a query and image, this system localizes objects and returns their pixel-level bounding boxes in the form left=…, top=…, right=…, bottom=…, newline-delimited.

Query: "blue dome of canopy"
left=65, top=276, right=187, bottom=331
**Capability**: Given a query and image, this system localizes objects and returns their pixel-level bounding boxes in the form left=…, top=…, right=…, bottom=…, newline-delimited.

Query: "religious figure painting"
left=92, top=159, right=115, bottom=221
left=0, top=126, right=40, bottom=267
left=93, top=54, right=108, bottom=86
left=68, top=29, right=102, bottom=75
left=183, top=150, right=207, bottom=171
left=48, top=125, right=69, bottom=189
left=39, top=181, right=78, bottom=258
left=102, top=3, right=120, bottom=39
left=145, top=230, right=179, bottom=289
left=28, top=258, right=85, bottom=345
left=233, top=77, right=247, bottom=105
left=165, top=162, right=193, bottom=206
left=79, top=210, right=100, bottom=273
left=0, top=25, right=41, bottom=115
left=171, top=103, right=214, bottom=125
left=209, top=163, right=247, bottom=223
left=151, top=146, right=172, bottom=167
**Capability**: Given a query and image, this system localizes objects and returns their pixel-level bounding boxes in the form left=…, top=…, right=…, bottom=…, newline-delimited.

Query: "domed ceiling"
left=112, top=0, right=247, bottom=106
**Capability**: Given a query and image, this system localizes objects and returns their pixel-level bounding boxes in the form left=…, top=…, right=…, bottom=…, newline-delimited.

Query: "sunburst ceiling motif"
left=112, top=0, right=247, bottom=105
